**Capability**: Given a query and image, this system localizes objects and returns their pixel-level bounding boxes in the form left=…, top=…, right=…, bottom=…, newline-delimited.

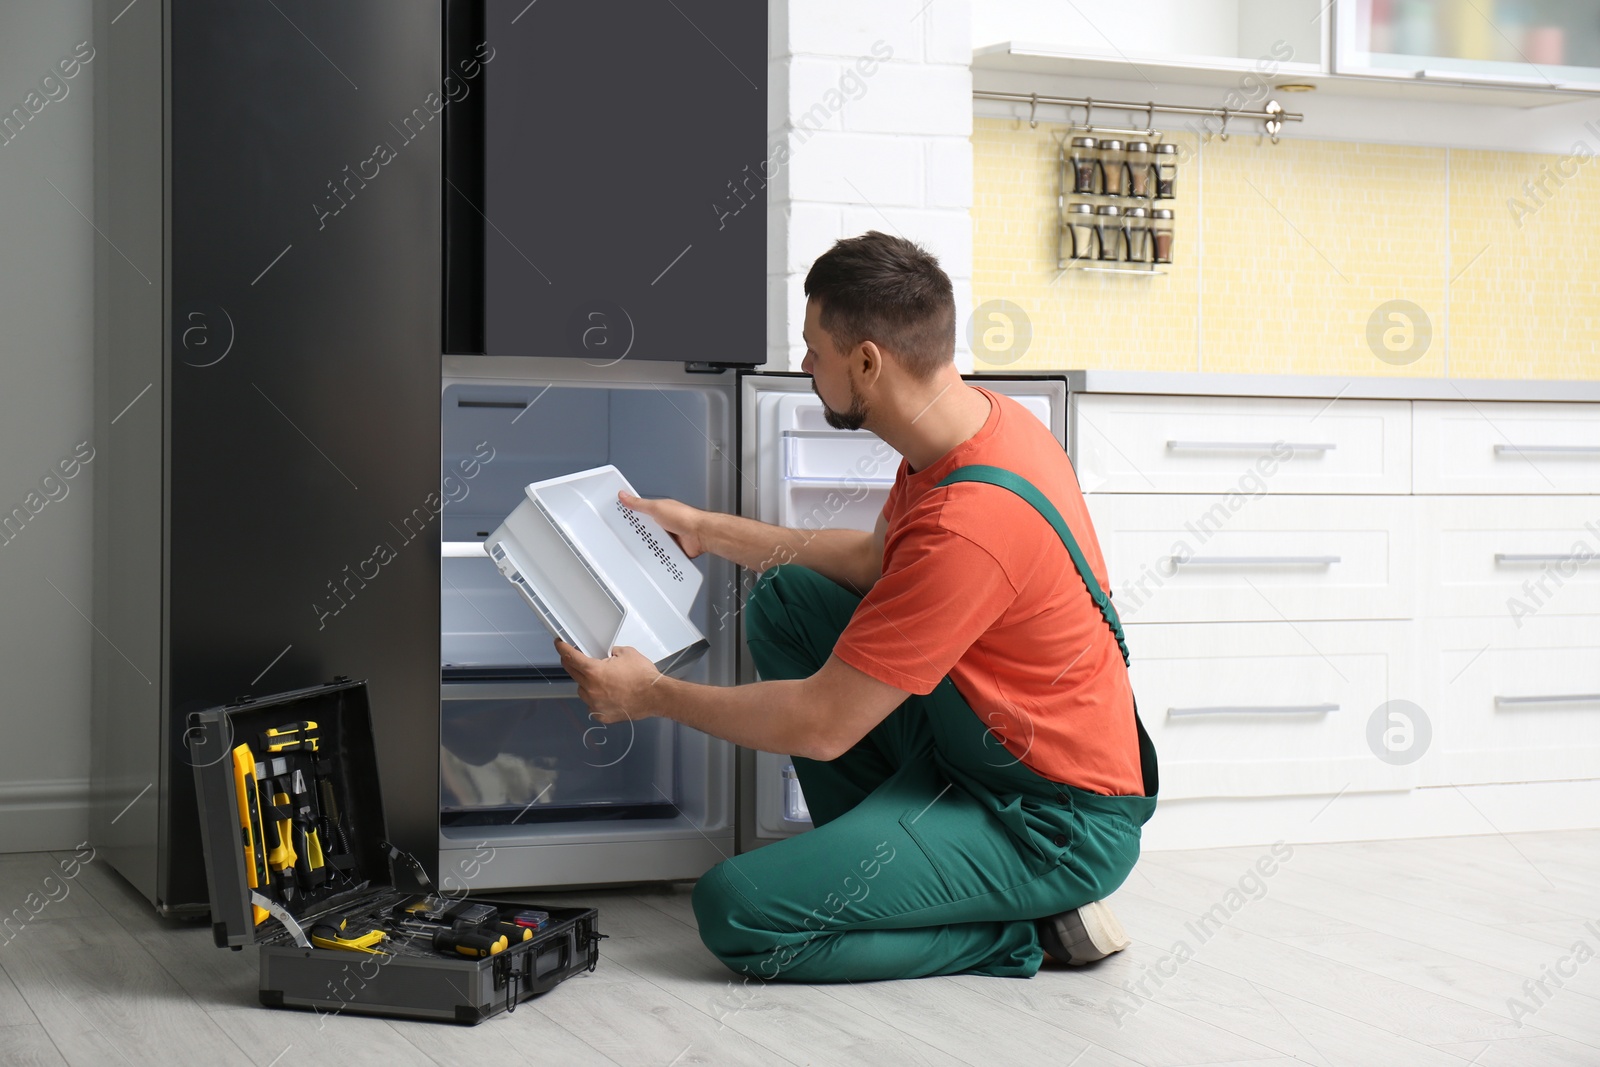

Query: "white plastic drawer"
left=1073, top=394, right=1411, bottom=495
left=1417, top=496, right=1600, bottom=618
left=1090, top=494, right=1414, bottom=624
left=1414, top=400, right=1600, bottom=494
left=1126, top=620, right=1423, bottom=800
left=1426, top=615, right=1600, bottom=786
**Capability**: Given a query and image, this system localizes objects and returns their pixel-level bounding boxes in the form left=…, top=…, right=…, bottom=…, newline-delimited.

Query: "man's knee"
left=745, top=563, right=805, bottom=620
left=744, top=564, right=816, bottom=658
left=692, top=860, right=768, bottom=963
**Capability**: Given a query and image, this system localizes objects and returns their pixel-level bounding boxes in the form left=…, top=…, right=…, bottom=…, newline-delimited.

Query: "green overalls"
left=691, top=465, right=1159, bottom=982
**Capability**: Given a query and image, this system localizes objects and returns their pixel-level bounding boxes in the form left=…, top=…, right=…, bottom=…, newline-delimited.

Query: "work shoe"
left=1038, top=899, right=1130, bottom=965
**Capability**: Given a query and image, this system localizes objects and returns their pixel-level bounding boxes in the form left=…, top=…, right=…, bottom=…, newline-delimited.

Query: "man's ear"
left=855, top=340, right=884, bottom=387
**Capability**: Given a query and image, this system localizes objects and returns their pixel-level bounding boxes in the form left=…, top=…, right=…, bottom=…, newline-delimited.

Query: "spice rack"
left=973, top=90, right=1305, bottom=278
left=1057, top=133, right=1177, bottom=273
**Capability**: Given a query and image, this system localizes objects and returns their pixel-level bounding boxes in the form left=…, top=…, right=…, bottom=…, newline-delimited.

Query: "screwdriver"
left=433, top=925, right=509, bottom=959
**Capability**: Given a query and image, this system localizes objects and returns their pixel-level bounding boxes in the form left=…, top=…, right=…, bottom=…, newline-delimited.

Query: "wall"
left=767, top=0, right=975, bottom=370
left=0, top=0, right=97, bottom=851
left=972, top=116, right=1600, bottom=378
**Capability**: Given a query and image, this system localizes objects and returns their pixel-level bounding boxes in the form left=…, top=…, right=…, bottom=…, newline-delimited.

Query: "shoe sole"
left=1042, top=900, right=1131, bottom=966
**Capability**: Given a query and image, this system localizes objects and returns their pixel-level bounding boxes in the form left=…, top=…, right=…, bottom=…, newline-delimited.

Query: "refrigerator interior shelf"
left=782, top=429, right=900, bottom=485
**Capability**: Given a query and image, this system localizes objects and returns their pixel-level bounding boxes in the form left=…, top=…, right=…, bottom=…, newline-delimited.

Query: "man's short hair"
left=803, top=231, right=955, bottom=380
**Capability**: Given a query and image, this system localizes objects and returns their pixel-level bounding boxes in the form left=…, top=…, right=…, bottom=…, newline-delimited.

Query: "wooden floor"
left=0, top=830, right=1596, bottom=1066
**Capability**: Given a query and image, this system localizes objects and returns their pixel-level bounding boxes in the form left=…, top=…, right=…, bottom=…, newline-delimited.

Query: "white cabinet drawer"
left=1127, top=620, right=1423, bottom=800
left=1091, top=494, right=1414, bottom=623
left=1074, top=394, right=1411, bottom=495
left=1427, top=615, right=1600, bottom=786
left=1414, top=401, right=1600, bottom=494
left=1418, top=496, right=1600, bottom=618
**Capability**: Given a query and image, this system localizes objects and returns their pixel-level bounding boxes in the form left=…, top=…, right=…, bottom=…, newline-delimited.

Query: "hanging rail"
left=973, top=89, right=1304, bottom=142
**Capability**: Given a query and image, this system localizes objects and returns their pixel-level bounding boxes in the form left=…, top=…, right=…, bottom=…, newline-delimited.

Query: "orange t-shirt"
left=831, top=387, right=1145, bottom=796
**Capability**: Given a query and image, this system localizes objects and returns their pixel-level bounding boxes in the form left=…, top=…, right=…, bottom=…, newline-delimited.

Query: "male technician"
left=556, top=231, right=1158, bottom=982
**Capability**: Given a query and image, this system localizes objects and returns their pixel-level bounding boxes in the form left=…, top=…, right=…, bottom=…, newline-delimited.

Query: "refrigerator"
left=87, top=0, right=1070, bottom=906
left=433, top=359, right=1069, bottom=885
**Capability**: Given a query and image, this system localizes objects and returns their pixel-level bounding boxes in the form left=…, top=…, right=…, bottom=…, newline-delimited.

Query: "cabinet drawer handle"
left=1495, top=553, right=1586, bottom=564
left=1495, top=693, right=1600, bottom=707
left=1494, top=444, right=1600, bottom=456
left=1170, top=555, right=1342, bottom=566
left=1167, top=440, right=1337, bottom=453
left=1167, top=703, right=1340, bottom=718
left=443, top=541, right=489, bottom=558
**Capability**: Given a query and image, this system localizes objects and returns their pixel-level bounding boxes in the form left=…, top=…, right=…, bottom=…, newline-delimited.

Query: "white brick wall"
left=766, top=0, right=974, bottom=371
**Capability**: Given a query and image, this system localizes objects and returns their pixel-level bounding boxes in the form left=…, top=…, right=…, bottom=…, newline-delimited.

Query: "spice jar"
left=1125, top=141, right=1155, bottom=199
left=1064, top=203, right=1097, bottom=262
left=1068, top=136, right=1100, bottom=195
left=1151, top=208, right=1175, bottom=263
left=1123, top=206, right=1151, bottom=264
left=1099, top=139, right=1125, bottom=197
left=1094, top=204, right=1123, bottom=261
left=1155, top=143, right=1179, bottom=199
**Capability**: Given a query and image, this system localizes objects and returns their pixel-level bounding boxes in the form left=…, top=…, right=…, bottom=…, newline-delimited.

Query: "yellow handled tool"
left=230, top=745, right=270, bottom=926
left=266, top=787, right=297, bottom=876
left=433, top=926, right=508, bottom=959
left=310, top=920, right=387, bottom=954
left=262, top=721, right=319, bottom=754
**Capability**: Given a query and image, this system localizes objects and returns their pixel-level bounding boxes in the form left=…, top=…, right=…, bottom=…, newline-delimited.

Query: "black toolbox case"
left=188, top=677, right=600, bottom=1024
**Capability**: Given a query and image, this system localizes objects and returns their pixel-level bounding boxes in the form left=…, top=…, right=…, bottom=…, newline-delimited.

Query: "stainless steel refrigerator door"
left=438, top=356, right=737, bottom=888
left=735, top=372, right=1070, bottom=852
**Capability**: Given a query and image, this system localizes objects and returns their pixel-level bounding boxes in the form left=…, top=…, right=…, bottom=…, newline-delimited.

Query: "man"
left=556, top=231, right=1157, bottom=983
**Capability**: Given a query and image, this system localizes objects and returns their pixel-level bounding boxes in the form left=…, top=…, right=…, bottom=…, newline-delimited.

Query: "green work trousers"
left=691, top=564, right=1159, bottom=983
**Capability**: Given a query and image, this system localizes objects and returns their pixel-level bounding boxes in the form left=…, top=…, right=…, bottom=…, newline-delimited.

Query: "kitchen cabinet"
left=1413, top=400, right=1600, bottom=494
left=1333, top=0, right=1600, bottom=92
left=1086, top=493, right=1416, bottom=624
left=1073, top=394, right=1412, bottom=495
left=1069, top=371, right=1600, bottom=849
left=1427, top=614, right=1600, bottom=786
left=1126, top=619, right=1424, bottom=800
left=972, top=0, right=1328, bottom=83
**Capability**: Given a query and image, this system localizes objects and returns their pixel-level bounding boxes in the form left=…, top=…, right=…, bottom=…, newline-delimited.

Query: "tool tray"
left=188, top=678, right=600, bottom=1024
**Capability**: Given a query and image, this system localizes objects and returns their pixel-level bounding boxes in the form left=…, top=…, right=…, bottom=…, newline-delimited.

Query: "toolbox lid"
left=187, top=678, right=400, bottom=948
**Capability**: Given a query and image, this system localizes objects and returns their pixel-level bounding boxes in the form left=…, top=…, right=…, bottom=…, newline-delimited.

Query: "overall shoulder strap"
left=936, top=463, right=1158, bottom=799
left=936, top=464, right=1129, bottom=667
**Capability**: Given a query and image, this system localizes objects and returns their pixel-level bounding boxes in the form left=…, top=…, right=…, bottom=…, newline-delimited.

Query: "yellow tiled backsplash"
left=972, top=116, right=1600, bottom=379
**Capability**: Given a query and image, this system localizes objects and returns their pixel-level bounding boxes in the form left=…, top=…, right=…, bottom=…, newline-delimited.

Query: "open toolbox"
left=187, top=677, right=600, bottom=1024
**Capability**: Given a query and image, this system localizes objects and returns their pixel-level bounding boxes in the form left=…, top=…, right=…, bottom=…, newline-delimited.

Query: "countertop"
left=1056, top=370, right=1600, bottom=403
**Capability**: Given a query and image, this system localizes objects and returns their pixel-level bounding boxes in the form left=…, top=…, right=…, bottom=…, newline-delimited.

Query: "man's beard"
left=816, top=378, right=869, bottom=431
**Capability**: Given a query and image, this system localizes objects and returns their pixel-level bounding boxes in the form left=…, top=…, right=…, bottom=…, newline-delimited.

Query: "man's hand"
left=555, top=640, right=661, bottom=724
left=619, top=490, right=705, bottom=559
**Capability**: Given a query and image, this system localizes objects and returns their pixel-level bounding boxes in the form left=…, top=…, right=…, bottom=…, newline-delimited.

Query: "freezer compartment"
left=438, top=676, right=733, bottom=885
left=440, top=685, right=678, bottom=827
left=441, top=379, right=727, bottom=676
left=435, top=360, right=737, bottom=887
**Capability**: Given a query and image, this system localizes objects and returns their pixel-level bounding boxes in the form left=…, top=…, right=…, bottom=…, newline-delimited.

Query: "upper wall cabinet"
left=972, top=0, right=1327, bottom=83
left=1333, top=0, right=1600, bottom=91
left=972, top=0, right=1600, bottom=105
